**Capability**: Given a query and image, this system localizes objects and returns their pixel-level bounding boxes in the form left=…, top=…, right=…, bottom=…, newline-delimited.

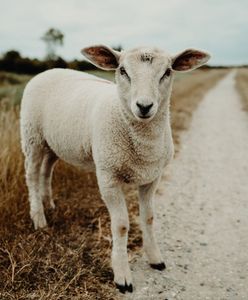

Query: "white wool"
left=20, top=45, right=210, bottom=292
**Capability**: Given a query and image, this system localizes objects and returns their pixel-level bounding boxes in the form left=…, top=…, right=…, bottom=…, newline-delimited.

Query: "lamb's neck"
left=121, top=104, right=171, bottom=144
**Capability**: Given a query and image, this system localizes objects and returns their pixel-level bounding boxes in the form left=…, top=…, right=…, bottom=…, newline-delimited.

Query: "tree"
left=3, top=50, right=21, bottom=61
left=41, top=28, right=64, bottom=60
left=113, top=45, right=123, bottom=52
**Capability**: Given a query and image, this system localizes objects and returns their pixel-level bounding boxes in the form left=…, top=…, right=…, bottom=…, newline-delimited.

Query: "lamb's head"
left=81, top=45, right=210, bottom=122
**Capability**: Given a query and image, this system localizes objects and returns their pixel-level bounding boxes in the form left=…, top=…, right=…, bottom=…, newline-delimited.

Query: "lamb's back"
left=21, top=68, right=117, bottom=167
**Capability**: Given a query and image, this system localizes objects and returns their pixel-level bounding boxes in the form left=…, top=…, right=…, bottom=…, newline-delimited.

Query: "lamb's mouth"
left=139, top=116, right=151, bottom=119
left=135, top=113, right=155, bottom=121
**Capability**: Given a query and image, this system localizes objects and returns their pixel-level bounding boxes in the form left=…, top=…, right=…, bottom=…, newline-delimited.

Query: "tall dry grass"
left=0, top=68, right=228, bottom=299
left=0, top=104, right=27, bottom=226
left=235, top=68, right=248, bottom=111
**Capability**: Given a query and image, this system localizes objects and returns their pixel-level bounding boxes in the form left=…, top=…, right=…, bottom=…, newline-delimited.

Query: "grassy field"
left=0, top=68, right=228, bottom=299
left=236, top=68, right=248, bottom=111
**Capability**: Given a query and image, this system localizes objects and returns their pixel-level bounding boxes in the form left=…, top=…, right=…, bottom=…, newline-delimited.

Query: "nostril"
left=136, top=102, right=153, bottom=115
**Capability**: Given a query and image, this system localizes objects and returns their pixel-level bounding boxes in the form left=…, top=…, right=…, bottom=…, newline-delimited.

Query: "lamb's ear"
left=172, top=49, right=210, bottom=72
left=81, top=45, right=120, bottom=70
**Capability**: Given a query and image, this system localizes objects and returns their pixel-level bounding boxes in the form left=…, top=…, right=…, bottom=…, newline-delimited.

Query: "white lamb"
left=20, top=45, right=210, bottom=293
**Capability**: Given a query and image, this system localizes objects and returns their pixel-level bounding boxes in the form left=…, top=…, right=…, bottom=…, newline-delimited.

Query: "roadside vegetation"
left=235, top=68, right=248, bottom=111
left=0, top=68, right=228, bottom=299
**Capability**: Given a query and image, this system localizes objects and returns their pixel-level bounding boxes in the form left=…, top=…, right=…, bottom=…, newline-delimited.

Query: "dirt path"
left=124, top=71, right=248, bottom=300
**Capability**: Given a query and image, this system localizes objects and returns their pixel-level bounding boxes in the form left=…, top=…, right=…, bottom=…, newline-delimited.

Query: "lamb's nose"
left=136, top=102, right=153, bottom=116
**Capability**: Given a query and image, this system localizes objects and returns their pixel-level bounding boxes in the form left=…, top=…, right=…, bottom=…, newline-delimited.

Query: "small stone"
left=200, top=282, right=205, bottom=286
left=200, top=242, right=208, bottom=246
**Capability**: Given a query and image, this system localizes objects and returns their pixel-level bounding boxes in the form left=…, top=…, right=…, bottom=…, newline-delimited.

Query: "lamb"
left=20, top=45, right=210, bottom=293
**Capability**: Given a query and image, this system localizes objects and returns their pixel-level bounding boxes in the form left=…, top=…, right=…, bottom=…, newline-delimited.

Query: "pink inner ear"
left=85, top=47, right=118, bottom=68
left=173, top=50, right=206, bottom=71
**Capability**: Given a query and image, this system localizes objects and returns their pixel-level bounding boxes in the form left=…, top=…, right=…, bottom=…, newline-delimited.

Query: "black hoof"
left=115, top=282, right=133, bottom=294
left=150, top=262, right=166, bottom=271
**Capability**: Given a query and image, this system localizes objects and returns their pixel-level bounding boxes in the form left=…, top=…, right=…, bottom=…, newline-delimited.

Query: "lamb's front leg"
left=139, top=177, right=166, bottom=270
left=97, top=174, right=133, bottom=293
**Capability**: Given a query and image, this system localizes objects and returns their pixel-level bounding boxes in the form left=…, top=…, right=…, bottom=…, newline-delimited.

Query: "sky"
left=0, top=0, right=247, bottom=66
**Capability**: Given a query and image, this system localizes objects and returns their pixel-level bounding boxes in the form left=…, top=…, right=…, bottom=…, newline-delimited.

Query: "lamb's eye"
left=160, top=68, right=171, bottom=82
left=120, top=67, right=130, bottom=81
left=120, top=66, right=126, bottom=75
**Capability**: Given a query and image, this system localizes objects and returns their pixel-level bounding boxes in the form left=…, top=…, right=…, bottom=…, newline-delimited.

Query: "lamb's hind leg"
left=139, top=177, right=166, bottom=270
left=39, top=147, right=58, bottom=209
left=25, top=145, right=47, bottom=229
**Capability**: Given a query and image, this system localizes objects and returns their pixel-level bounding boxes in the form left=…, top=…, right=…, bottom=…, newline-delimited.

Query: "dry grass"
left=235, top=68, right=248, bottom=111
left=0, top=68, right=228, bottom=299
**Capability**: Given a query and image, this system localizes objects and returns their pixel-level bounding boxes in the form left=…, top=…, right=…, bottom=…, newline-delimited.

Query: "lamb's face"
left=115, top=48, right=173, bottom=121
left=81, top=45, right=210, bottom=122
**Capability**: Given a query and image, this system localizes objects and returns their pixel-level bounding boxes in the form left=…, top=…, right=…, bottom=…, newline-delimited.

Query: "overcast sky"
left=0, top=0, right=247, bottom=65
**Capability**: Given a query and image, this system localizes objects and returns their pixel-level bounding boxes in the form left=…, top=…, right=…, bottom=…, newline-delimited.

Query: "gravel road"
left=123, top=71, right=248, bottom=300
